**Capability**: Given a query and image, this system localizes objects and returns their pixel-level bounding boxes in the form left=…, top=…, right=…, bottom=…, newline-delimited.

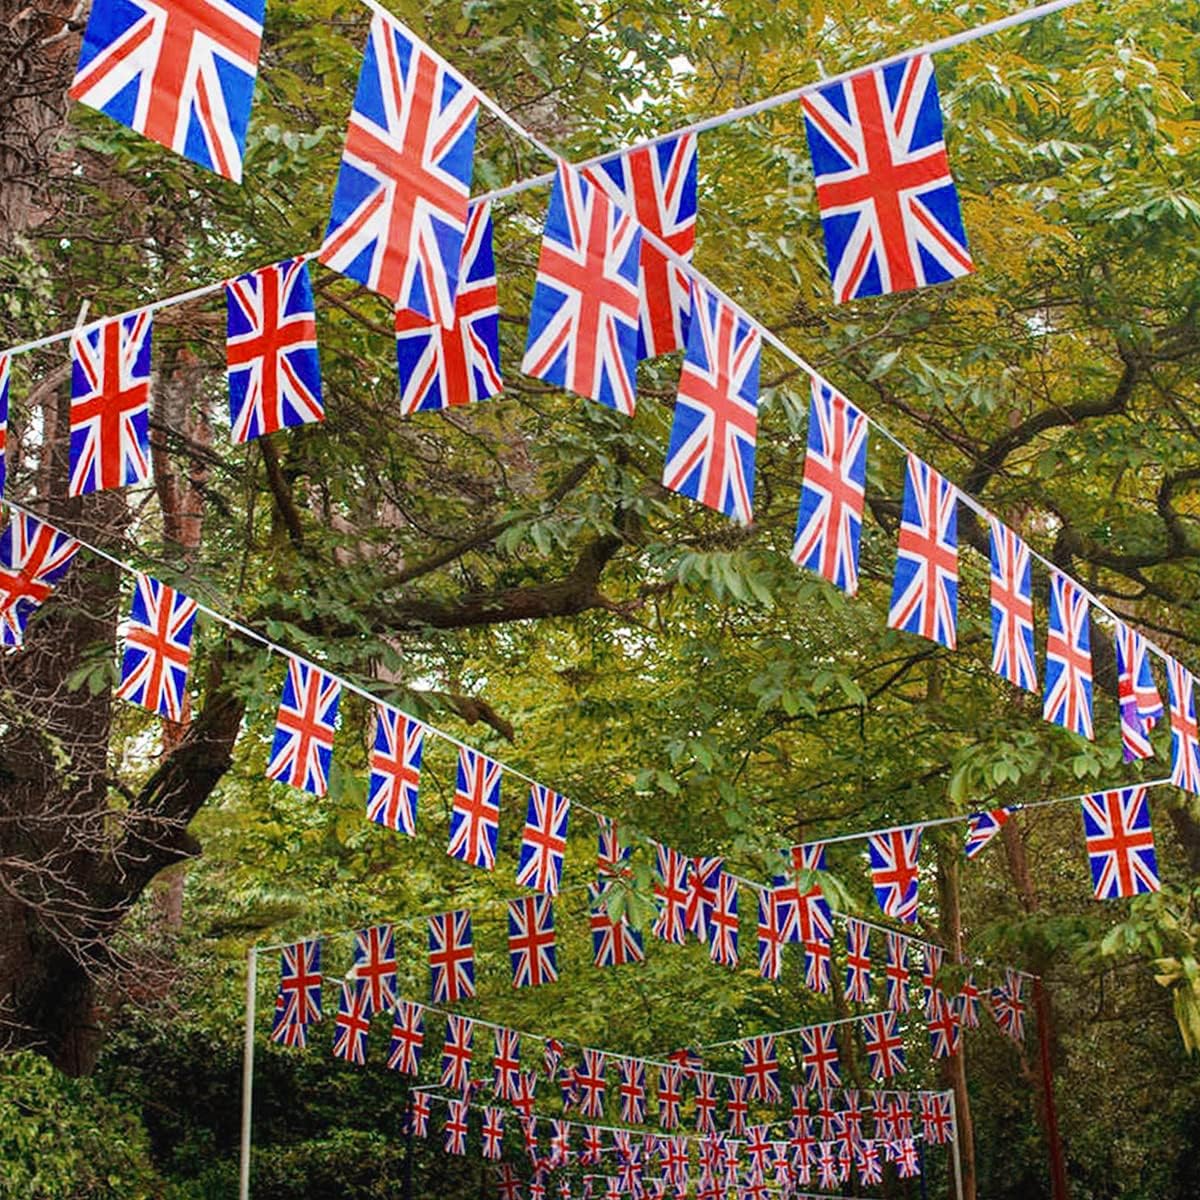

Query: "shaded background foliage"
left=1, top=0, right=1199, bottom=1195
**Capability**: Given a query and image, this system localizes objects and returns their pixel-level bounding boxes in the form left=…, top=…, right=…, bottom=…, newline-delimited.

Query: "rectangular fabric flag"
left=800, top=1024, right=840, bottom=1090
left=867, top=828, right=923, bottom=923
left=395, top=199, right=502, bottom=411
left=657, top=1064, right=682, bottom=1130
left=1081, top=786, right=1160, bottom=899
left=320, top=14, right=478, bottom=317
left=583, top=132, right=698, bottom=359
left=928, top=989, right=961, bottom=1059
left=661, top=281, right=762, bottom=524
left=958, top=973, right=981, bottom=1029
left=351, top=924, right=396, bottom=1016
left=225, top=257, right=323, bottom=443
left=742, top=1035, right=780, bottom=1103
left=443, top=1098, right=469, bottom=1155
left=652, top=843, right=691, bottom=945
left=844, top=918, right=872, bottom=1002
left=577, top=1049, right=607, bottom=1119
left=589, top=883, right=645, bottom=967
left=1166, top=658, right=1200, bottom=794
left=270, top=993, right=307, bottom=1047
left=69, top=312, right=152, bottom=496
left=694, top=1072, right=716, bottom=1134
left=492, top=1026, right=521, bottom=1099
left=1043, top=572, right=1094, bottom=739
left=862, top=1011, right=905, bottom=1079
left=887, top=453, right=958, bottom=648
left=597, top=815, right=631, bottom=878
left=448, top=746, right=501, bottom=869
left=482, top=1108, right=505, bottom=1160
left=884, top=931, right=910, bottom=1012
left=276, top=938, right=322, bottom=1027
left=685, top=856, right=723, bottom=942
left=790, top=842, right=834, bottom=942
left=756, top=888, right=782, bottom=981
left=792, top=377, right=869, bottom=594
left=441, top=1013, right=475, bottom=1092
left=70, top=0, right=263, bottom=180
left=331, top=980, right=370, bottom=1065
left=805, top=937, right=832, bottom=994
left=366, top=704, right=423, bottom=834
left=991, top=969, right=1026, bottom=1042
left=387, top=1000, right=425, bottom=1074
left=265, top=658, right=341, bottom=796
left=988, top=516, right=1036, bottom=691
left=115, top=574, right=198, bottom=721
left=800, top=53, right=973, bottom=302
left=0, top=515, right=81, bottom=649
left=508, top=895, right=558, bottom=988
left=429, top=909, right=475, bottom=1002
left=964, top=807, right=1012, bottom=859
left=1115, top=621, right=1162, bottom=762
left=521, top=162, right=642, bottom=414
left=618, top=1057, right=646, bottom=1124
left=708, top=872, right=739, bottom=968
left=516, top=783, right=570, bottom=895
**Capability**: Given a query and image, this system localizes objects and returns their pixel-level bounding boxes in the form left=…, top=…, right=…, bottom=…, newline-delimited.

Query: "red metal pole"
left=1034, top=976, right=1069, bottom=1199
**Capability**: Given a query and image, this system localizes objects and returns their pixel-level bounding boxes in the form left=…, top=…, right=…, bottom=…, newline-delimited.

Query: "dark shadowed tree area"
left=0, top=0, right=1198, bottom=1196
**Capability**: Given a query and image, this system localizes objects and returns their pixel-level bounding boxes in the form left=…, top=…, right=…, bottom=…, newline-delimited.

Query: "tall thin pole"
left=949, top=1089, right=965, bottom=1200
left=238, top=946, right=258, bottom=1200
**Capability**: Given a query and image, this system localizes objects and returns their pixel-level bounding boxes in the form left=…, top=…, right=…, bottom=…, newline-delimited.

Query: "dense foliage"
left=2, top=0, right=1199, bottom=1196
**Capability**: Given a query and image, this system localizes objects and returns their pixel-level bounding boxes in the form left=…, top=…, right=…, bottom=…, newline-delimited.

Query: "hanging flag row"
left=67, top=0, right=977, bottom=306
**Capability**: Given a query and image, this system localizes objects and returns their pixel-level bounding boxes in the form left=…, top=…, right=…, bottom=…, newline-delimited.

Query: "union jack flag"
left=661, top=283, right=762, bottom=523
left=544, top=1036, right=565, bottom=1080
left=265, top=658, right=341, bottom=796
left=321, top=15, right=478, bottom=317
left=550, top=1118, right=571, bottom=1167
left=509, top=895, right=559, bottom=988
left=921, top=943, right=944, bottom=1016
left=69, top=312, right=152, bottom=496
left=756, top=889, right=782, bottom=981
left=577, top=1049, right=607, bottom=1119
left=657, top=1064, right=683, bottom=1130
left=512, top=1072, right=538, bottom=1122
left=855, top=1138, right=882, bottom=1186
left=893, top=1138, right=920, bottom=1178
left=800, top=53, right=973, bottom=302
left=583, top=133, right=698, bottom=359
left=482, top=1107, right=505, bottom=1160
left=70, top=0, right=263, bottom=180
left=331, top=981, right=370, bottom=1065
left=867, top=827, right=923, bottom=923
left=275, top=938, right=322, bottom=1028
left=1167, top=658, right=1200, bottom=794
left=521, top=162, right=642, bottom=414
left=923, top=1093, right=955, bottom=1144
left=0, top=354, right=8, bottom=497
left=619, top=1057, right=647, bottom=1124
left=863, top=1010, right=905, bottom=1079
left=801, top=1023, right=840, bottom=1090
left=957, top=973, right=981, bottom=1029
left=792, top=378, right=869, bottom=594
left=790, top=841, right=834, bottom=942
left=814, top=1089, right=839, bottom=1142
left=429, top=909, right=475, bottom=1002
left=988, top=517, right=1036, bottom=691
left=270, top=994, right=307, bottom=1047
left=0, top=515, right=82, bottom=648
left=872, top=1092, right=895, bottom=1141
left=708, top=871, right=739, bottom=968
left=444, top=1097, right=469, bottom=1155
left=589, top=883, right=644, bottom=967
left=448, top=746, right=501, bottom=870
left=745, top=1125, right=772, bottom=1178
left=694, top=1072, right=717, bottom=1134
left=816, top=1141, right=839, bottom=1190
left=582, top=1124, right=604, bottom=1166
left=742, top=1035, right=780, bottom=1104
left=351, top=924, right=395, bottom=1016
left=928, top=988, right=961, bottom=1059
left=887, top=454, right=958, bottom=648
left=441, top=1013, right=475, bottom=1092
left=516, top=784, right=571, bottom=896
left=842, top=1089, right=864, bottom=1144
left=685, top=856, right=724, bottom=942
left=597, top=815, right=631, bottom=878
left=1115, top=621, right=1162, bottom=762
left=845, top=918, right=872, bottom=1003
left=366, top=704, right=423, bottom=834
left=115, top=574, right=198, bottom=721
left=991, top=970, right=1026, bottom=1042
left=769, top=872, right=803, bottom=947
left=224, top=257, right=323, bottom=443
left=492, top=1026, right=521, bottom=1100
left=1081, top=786, right=1160, bottom=899
left=805, top=937, right=832, bottom=993
left=652, top=843, right=691, bottom=945
left=965, top=807, right=1013, bottom=860
left=386, top=1000, right=425, bottom=1074
left=395, top=199, right=502, bottom=411
left=1042, top=572, right=1094, bottom=739
left=407, top=1092, right=431, bottom=1138
left=885, top=931, right=910, bottom=1011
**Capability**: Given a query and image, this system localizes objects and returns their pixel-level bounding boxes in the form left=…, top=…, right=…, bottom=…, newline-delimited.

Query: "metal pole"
left=948, top=1089, right=965, bottom=1200
left=238, top=946, right=258, bottom=1200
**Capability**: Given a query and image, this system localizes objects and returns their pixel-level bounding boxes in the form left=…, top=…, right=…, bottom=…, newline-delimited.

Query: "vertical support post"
left=949, top=1088, right=965, bottom=1200
left=1034, top=976, right=1070, bottom=1199
left=238, top=945, right=258, bottom=1200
